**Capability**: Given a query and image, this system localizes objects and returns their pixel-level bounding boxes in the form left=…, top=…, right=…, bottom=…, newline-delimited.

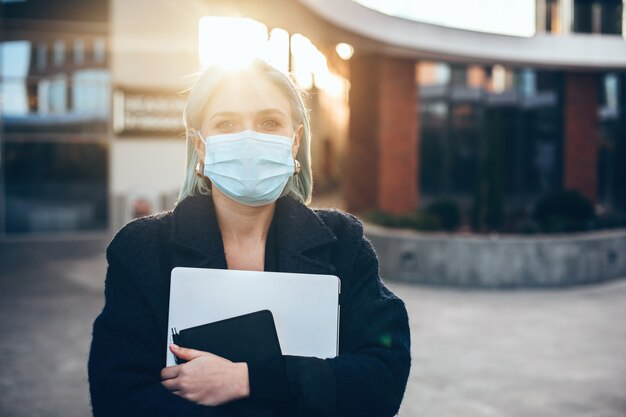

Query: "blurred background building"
left=1, top=0, right=625, bottom=238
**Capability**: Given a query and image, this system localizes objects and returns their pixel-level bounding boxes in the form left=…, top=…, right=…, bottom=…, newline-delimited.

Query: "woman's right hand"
left=161, top=344, right=250, bottom=406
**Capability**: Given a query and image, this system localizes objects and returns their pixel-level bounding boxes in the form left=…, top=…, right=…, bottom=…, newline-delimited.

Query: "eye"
left=216, top=120, right=235, bottom=130
left=261, top=119, right=280, bottom=129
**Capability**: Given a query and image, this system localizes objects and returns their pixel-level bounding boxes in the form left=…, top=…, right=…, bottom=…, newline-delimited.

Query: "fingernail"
left=170, top=343, right=179, bottom=349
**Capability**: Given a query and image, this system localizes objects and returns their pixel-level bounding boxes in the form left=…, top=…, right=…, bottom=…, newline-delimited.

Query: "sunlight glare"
left=268, top=28, right=290, bottom=74
left=199, top=16, right=269, bottom=70
left=335, top=42, right=354, bottom=60
left=291, top=33, right=315, bottom=89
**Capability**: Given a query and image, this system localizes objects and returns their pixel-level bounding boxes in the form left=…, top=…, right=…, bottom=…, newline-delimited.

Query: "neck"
left=211, top=188, right=276, bottom=244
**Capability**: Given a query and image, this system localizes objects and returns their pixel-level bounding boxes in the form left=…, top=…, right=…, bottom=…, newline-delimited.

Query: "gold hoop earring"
left=293, top=159, right=301, bottom=176
left=195, top=161, right=211, bottom=181
left=195, top=162, right=213, bottom=190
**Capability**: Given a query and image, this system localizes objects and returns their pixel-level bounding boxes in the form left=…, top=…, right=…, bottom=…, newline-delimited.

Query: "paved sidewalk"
left=396, top=279, right=626, bottom=417
left=0, top=239, right=624, bottom=417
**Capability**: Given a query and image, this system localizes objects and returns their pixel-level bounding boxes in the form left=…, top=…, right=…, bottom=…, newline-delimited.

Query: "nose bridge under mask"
left=204, top=129, right=295, bottom=143
left=195, top=129, right=296, bottom=163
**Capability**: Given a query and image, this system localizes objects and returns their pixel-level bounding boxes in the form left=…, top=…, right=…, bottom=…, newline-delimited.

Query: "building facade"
left=1, top=0, right=349, bottom=237
left=1, top=0, right=111, bottom=236
left=2, top=0, right=625, bottom=237
left=327, top=0, right=626, bottom=223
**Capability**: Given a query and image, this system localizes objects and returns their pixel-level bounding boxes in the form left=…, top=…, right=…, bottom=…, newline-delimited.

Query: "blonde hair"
left=176, top=59, right=313, bottom=206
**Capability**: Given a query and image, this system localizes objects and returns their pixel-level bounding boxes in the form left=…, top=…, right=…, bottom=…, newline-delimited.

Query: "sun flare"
left=199, top=16, right=268, bottom=71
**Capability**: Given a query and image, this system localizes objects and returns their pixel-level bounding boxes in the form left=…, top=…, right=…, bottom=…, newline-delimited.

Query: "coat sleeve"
left=246, top=233, right=412, bottom=417
left=88, top=241, right=278, bottom=417
left=325, top=234, right=412, bottom=417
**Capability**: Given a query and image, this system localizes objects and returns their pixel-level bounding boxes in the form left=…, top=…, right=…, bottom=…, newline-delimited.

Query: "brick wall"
left=377, top=56, right=419, bottom=214
left=563, top=72, right=599, bottom=203
left=346, top=54, right=419, bottom=214
left=345, top=55, right=379, bottom=212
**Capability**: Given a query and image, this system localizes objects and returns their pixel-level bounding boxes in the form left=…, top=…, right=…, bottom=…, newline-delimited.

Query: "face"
left=193, top=75, right=303, bottom=161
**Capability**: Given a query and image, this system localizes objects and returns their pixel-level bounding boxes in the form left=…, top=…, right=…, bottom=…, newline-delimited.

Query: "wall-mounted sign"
left=113, top=88, right=186, bottom=136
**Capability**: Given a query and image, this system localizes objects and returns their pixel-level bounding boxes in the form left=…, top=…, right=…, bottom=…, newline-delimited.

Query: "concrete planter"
left=365, top=223, right=626, bottom=287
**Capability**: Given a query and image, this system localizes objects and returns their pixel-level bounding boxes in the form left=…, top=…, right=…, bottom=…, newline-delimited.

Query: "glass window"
left=417, top=61, right=450, bottom=86
left=572, top=0, right=621, bottom=34
left=1, top=41, right=31, bottom=116
left=2, top=79, right=29, bottom=116
left=2, top=0, right=109, bottom=22
left=527, top=109, right=561, bottom=193
left=418, top=63, right=564, bottom=208
left=72, top=69, right=111, bottom=116
left=3, top=1, right=112, bottom=236
left=420, top=100, right=449, bottom=195
left=3, top=142, right=109, bottom=234
left=450, top=103, right=480, bottom=195
left=53, top=39, right=65, bottom=67
left=36, top=42, right=47, bottom=72
left=1, top=40, right=30, bottom=77
left=49, top=74, right=68, bottom=113
left=519, top=68, right=537, bottom=97
left=490, top=65, right=516, bottom=93
left=603, top=73, right=619, bottom=113
left=73, top=38, right=85, bottom=65
left=450, top=65, right=467, bottom=87
left=515, top=70, right=562, bottom=196
left=600, top=0, right=623, bottom=35
left=613, top=73, right=626, bottom=210
left=1, top=37, right=110, bottom=133
left=37, top=78, right=50, bottom=114
left=574, top=0, right=594, bottom=33
left=598, top=73, right=625, bottom=209
left=93, top=37, right=106, bottom=64
left=467, top=65, right=486, bottom=89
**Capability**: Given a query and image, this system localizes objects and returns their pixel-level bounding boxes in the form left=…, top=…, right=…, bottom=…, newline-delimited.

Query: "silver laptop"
left=166, top=267, right=340, bottom=366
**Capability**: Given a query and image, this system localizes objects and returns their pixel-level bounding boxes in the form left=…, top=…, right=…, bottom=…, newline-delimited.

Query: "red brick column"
left=563, top=73, right=599, bottom=202
left=345, top=54, right=419, bottom=215
left=345, top=55, right=379, bottom=212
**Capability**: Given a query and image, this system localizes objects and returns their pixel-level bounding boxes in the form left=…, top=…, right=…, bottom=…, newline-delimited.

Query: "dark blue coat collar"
left=168, top=194, right=338, bottom=275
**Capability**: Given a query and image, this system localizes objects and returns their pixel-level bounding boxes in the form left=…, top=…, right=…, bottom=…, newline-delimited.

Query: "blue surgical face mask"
left=198, top=129, right=296, bottom=207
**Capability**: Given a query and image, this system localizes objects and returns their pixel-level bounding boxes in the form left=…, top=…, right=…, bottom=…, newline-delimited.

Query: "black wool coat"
left=88, top=193, right=411, bottom=417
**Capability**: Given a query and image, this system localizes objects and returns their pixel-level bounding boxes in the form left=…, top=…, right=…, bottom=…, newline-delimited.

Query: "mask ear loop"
left=191, top=128, right=206, bottom=145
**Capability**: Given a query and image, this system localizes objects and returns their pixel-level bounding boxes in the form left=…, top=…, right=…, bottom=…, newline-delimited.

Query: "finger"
left=170, top=344, right=212, bottom=361
left=161, top=378, right=181, bottom=392
left=160, top=365, right=180, bottom=380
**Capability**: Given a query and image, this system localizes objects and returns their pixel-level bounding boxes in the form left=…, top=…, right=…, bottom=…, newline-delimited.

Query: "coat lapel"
left=168, top=194, right=228, bottom=270
left=274, top=194, right=338, bottom=275
left=168, top=194, right=338, bottom=276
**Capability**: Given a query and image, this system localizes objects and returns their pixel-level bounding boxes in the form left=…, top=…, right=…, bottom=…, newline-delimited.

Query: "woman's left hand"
left=160, top=344, right=250, bottom=406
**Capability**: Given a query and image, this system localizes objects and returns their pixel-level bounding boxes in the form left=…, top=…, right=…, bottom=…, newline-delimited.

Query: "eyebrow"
left=209, top=108, right=288, bottom=120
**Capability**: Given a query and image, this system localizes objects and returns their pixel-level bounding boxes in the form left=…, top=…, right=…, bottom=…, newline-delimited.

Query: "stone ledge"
left=364, top=223, right=626, bottom=287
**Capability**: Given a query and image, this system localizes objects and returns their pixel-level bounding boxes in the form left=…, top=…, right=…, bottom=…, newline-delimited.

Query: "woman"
left=88, top=59, right=411, bottom=417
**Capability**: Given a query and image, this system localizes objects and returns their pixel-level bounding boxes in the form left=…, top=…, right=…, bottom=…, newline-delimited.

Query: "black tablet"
left=171, top=309, right=282, bottom=364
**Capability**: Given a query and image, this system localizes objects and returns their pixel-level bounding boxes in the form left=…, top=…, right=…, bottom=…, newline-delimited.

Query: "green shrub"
left=425, top=199, right=461, bottom=231
left=533, top=190, right=595, bottom=233
left=363, top=209, right=441, bottom=231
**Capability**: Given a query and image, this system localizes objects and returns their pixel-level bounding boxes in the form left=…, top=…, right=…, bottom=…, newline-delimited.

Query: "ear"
left=293, top=124, right=303, bottom=159
left=190, top=129, right=205, bottom=161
